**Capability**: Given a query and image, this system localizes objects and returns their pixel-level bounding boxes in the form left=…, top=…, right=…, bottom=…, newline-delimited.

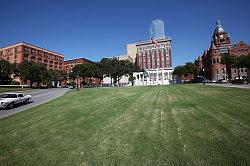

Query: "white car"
left=0, top=93, right=32, bottom=109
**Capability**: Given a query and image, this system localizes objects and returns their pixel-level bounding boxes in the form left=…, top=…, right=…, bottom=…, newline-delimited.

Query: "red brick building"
left=0, top=42, right=64, bottom=71
left=133, top=37, right=172, bottom=70
left=195, top=21, right=250, bottom=81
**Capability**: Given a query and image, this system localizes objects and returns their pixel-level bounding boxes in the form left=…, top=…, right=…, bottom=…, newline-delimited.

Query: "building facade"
left=0, top=42, right=64, bottom=71
left=128, top=19, right=173, bottom=86
left=130, top=38, right=173, bottom=85
left=195, top=21, right=250, bottom=81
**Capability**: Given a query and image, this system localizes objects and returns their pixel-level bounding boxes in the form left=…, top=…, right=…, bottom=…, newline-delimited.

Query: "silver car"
left=0, top=93, right=32, bottom=109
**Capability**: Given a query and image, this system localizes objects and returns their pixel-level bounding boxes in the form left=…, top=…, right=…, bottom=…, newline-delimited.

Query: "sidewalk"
left=206, top=83, right=250, bottom=89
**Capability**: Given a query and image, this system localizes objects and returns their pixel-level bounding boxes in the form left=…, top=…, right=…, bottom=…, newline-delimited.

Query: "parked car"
left=0, top=93, right=32, bottom=109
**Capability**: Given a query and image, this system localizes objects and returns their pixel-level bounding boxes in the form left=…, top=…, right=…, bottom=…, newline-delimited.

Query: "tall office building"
left=149, top=19, right=165, bottom=39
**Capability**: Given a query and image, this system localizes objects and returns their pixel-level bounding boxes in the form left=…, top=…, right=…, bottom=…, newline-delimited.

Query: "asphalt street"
left=0, top=88, right=70, bottom=119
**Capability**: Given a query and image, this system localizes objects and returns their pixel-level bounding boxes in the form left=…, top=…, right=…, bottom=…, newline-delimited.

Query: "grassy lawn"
left=0, top=87, right=31, bottom=93
left=0, top=84, right=249, bottom=165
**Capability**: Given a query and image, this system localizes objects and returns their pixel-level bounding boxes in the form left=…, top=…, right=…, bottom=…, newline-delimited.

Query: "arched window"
left=50, top=61, right=53, bottom=64
left=31, top=56, right=36, bottom=60
left=38, top=58, right=42, bottom=61
left=44, top=59, right=48, bottom=63
left=216, top=58, right=219, bottom=63
left=212, top=58, right=216, bottom=64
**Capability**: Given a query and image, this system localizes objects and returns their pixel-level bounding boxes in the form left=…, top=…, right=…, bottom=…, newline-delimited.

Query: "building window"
left=24, top=54, right=29, bottom=58
left=14, top=55, right=17, bottom=59
left=212, top=58, right=216, bottom=64
left=234, top=70, right=236, bottom=73
left=44, top=59, right=48, bottom=63
left=241, top=69, right=243, bottom=72
left=216, top=58, right=219, bottom=63
left=38, top=58, right=42, bottom=61
left=217, top=69, right=219, bottom=74
left=50, top=61, right=53, bottom=64
left=245, top=69, right=247, bottom=72
left=7, top=57, right=9, bottom=60
left=31, top=56, right=36, bottom=60
left=222, top=68, right=225, bottom=74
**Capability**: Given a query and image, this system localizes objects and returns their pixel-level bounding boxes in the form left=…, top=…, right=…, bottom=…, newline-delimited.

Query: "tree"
left=72, top=63, right=96, bottom=85
left=128, top=75, right=136, bottom=86
left=99, top=58, right=112, bottom=78
left=240, top=55, right=250, bottom=69
left=240, top=55, right=250, bottom=83
left=18, top=61, right=46, bottom=87
left=0, top=60, right=14, bottom=84
left=221, top=55, right=244, bottom=82
left=221, top=54, right=235, bottom=80
left=184, top=62, right=197, bottom=76
left=47, top=70, right=68, bottom=87
left=173, top=66, right=187, bottom=80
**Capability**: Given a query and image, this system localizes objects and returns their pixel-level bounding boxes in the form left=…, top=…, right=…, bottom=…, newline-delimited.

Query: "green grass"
left=0, top=84, right=250, bottom=165
left=0, top=87, right=31, bottom=93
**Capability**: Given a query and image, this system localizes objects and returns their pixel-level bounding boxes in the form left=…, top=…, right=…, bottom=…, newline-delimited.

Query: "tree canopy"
left=0, top=60, right=15, bottom=84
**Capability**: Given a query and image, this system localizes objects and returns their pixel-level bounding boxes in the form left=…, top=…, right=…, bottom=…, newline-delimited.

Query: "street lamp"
left=202, top=68, right=205, bottom=84
left=77, top=75, right=79, bottom=91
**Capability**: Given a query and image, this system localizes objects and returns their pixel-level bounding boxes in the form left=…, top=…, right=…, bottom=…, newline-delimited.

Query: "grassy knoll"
left=0, top=84, right=249, bottom=165
left=0, top=87, right=31, bottom=93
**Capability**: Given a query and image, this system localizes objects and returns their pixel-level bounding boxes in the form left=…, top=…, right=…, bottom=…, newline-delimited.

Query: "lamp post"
left=77, top=75, right=79, bottom=91
left=202, top=68, right=205, bottom=84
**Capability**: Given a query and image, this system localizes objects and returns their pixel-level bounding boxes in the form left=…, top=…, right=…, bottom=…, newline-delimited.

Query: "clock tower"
left=212, top=20, right=231, bottom=47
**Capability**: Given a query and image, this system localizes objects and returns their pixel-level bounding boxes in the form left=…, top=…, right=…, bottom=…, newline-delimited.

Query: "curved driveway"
left=0, top=88, right=70, bottom=119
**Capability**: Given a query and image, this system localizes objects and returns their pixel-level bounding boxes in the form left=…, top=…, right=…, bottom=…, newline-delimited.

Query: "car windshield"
left=0, top=94, right=17, bottom=98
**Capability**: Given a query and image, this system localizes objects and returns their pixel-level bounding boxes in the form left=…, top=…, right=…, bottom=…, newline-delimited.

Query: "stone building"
left=195, top=21, right=250, bottom=81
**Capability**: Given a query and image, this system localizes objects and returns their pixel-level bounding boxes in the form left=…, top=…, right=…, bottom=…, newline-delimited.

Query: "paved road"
left=0, top=88, right=70, bottom=119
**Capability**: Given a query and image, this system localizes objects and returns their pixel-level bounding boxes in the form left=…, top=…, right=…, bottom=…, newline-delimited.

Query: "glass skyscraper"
left=149, top=19, right=165, bottom=39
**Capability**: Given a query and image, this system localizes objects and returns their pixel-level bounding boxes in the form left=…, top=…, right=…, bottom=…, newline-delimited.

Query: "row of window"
left=24, top=56, right=63, bottom=65
left=137, top=49, right=170, bottom=56
left=138, top=54, right=169, bottom=63
left=233, top=68, right=247, bottom=73
left=235, top=48, right=248, bottom=52
left=139, top=61, right=170, bottom=69
left=217, top=38, right=229, bottom=43
left=212, top=57, right=220, bottom=64
left=23, top=47, right=63, bottom=61
left=215, top=68, right=247, bottom=74
left=137, top=43, right=171, bottom=51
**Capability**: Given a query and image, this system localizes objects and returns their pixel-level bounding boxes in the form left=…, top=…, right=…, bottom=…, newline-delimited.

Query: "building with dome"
left=195, top=20, right=250, bottom=81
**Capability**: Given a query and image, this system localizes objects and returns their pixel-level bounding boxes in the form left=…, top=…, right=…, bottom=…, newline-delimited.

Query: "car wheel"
left=25, top=99, right=29, bottom=104
left=8, top=102, right=14, bottom=109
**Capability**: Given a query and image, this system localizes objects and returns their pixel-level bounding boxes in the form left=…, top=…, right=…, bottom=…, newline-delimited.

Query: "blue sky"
left=1, top=0, right=250, bottom=67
